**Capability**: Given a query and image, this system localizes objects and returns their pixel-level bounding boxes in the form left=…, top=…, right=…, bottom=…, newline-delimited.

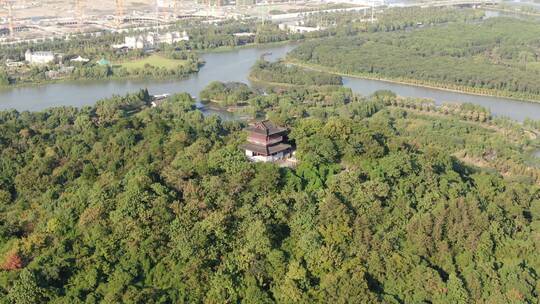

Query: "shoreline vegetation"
left=199, top=60, right=347, bottom=115
left=0, top=7, right=486, bottom=89
left=287, top=18, right=540, bottom=104
left=201, top=57, right=540, bottom=122
left=0, top=69, right=200, bottom=91
left=0, top=53, right=203, bottom=90
left=195, top=40, right=297, bottom=54
left=250, top=59, right=343, bottom=87
left=248, top=58, right=540, bottom=109
left=284, top=59, right=540, bottom=104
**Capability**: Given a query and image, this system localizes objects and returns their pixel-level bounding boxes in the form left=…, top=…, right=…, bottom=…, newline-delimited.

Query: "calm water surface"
left=342, top=77, right=540, bottom=121
left=1, top=43, right=540, bottom=121
left=0, top=45, right=295, bottom=112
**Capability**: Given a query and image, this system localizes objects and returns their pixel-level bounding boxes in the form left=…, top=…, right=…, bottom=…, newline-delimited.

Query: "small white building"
left=25, top=50, right=56, bottom=65
left=158, top=31, right=190, bottom=44
left=70, top=56, right=90, bottom=63
left=123, top=35, right=148, bottom=49
left=279, top=23, right=326, bottom=34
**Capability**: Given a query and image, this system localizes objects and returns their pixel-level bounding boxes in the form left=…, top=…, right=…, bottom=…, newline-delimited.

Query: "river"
left=1, top=43, right=540, bottom=121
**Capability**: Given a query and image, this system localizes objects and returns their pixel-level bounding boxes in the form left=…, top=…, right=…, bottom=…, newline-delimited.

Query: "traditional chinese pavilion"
left=242, top=120, right=293, bottom=162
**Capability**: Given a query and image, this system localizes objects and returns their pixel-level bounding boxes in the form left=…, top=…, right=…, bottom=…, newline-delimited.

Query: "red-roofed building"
left=241, top=120, right=293, bottom=162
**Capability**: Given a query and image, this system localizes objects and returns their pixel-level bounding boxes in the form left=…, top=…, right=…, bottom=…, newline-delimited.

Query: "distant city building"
left=113, top=31, right=190, bottom=50
left=242, top=120, right=293, bottom=163
left=156, top=0, right=175, bottom=8
left=25, top=50, right=56, bottom=65
left=278, top=23, right=326, bottom=33
left=161, top=31, right=190, bottom=44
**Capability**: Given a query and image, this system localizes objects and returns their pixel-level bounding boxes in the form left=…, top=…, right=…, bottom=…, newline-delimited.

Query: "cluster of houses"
left=113, top=31, right=190, bottom=50
left=2, top=50, right=96, bottom=79
left=20, top=50, right=91, bottom=67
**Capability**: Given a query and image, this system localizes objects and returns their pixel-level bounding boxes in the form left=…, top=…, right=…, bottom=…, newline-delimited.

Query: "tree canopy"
left=0, top=84, right=539, bottom=303
left=289, top=17, right=540, bottom=101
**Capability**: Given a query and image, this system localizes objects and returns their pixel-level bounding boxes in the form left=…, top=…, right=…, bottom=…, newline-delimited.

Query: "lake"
left=1, top=43, right=540, bottom=121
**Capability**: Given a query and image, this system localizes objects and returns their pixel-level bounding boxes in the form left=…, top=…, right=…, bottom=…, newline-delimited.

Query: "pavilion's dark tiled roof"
left=246, top=120, right=287, bottom=136
left=241, top=142, right=291, bottom=156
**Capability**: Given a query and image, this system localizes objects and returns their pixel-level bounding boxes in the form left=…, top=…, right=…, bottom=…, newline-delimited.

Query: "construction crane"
left=75, top=0, right=84, bottom=32
left=155, top=0, right=159, bottom=21
left=115, top=0, right=124, bottom=27
left=173, top=0, right=178, bottom=18
left=1, top=0, right=15, bottom=37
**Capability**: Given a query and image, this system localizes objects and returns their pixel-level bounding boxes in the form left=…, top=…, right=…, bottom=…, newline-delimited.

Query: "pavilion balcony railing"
left=248, top=136, right=283, bottom=146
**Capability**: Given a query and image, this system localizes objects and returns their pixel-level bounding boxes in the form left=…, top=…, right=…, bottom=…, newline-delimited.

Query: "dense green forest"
left=0, top=82, right=539, bottom=302
left=250, top=59, right=343, bottom=86
left=289, top=17, right=540, bottom=101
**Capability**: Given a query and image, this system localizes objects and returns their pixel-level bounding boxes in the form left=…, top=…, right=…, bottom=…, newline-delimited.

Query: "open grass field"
left=118, top=55, right=188, bottom=71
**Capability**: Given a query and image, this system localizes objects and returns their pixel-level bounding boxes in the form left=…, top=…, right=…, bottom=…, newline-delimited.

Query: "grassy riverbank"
left=0, top=69, right=199, bottom=91
left=247, top=74, right=299, bottom=88
left=0, top=54, right=201, bottom=90
left=249, top=59, right=342, bottom=88
left=117, top=55, right=189, bottom=71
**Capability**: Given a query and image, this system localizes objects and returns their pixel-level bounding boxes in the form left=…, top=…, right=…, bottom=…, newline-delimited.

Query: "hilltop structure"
left=241, top=120, right=293, bottom=163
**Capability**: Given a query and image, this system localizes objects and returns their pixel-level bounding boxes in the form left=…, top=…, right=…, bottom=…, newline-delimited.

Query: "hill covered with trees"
left=0, top=85, right=539, bottom=303
left=288, top=17, right=540, bottom=101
